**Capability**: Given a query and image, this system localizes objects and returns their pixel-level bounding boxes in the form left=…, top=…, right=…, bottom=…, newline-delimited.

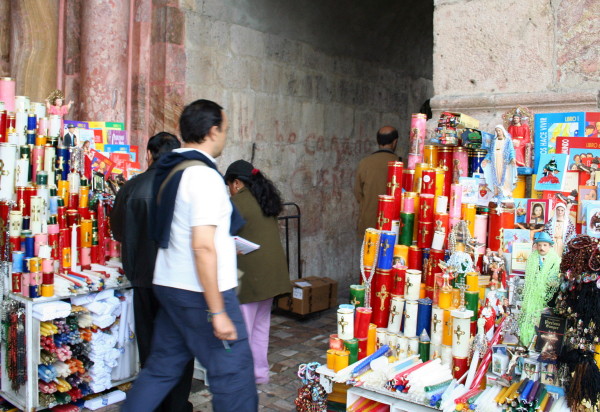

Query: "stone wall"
left=430, top=0, right=600, bottom=134
left=183, top=1, right=433, bottom=294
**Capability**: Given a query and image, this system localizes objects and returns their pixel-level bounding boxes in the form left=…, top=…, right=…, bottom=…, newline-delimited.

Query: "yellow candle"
left=334, top=350, right=349, bottom=372
left=413, top=162, right=429, bottom=193
left=595, top=344, right=600, bottom=368
left=435, top=168, right=445, bottom=199
left=80, top=219, right=93, bottom=248
left=442, top=309, right=453, bottom=346
left=466, top=273, right=479, bottom=292
left=451, top=288, right=460, bottom=309
left=438, top=291, right=452, bottom=309
left=362, top=228, right=379, bottom=267
left=424, top=145, right=438, bottom=168
left=513, top=175, right=526, bottom=198
left=461, top=203, right=476, bottom=237
left=326, top=349, right=336, bottom=370
left=394, top=245, right=409, bottom=265
left=419, top=283, right=426, bottom=299
left=366, top=323, right=377, bottom=356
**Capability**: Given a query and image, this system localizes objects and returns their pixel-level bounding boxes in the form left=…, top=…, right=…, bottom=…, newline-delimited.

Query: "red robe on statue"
left=508, top=123, right=531, bottom=167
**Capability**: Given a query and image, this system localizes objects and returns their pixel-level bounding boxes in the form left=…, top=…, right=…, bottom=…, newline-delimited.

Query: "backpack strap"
left=157, top=160, right=206, bottom=203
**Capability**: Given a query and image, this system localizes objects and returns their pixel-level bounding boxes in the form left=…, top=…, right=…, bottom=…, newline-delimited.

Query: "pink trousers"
left=240, top=298, right=273, bottom=384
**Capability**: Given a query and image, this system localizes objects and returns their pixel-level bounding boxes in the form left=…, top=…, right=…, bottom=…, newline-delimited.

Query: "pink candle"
left=448, top=183, right=463, bottom=218
left=0, top=78, right=16, bottom=112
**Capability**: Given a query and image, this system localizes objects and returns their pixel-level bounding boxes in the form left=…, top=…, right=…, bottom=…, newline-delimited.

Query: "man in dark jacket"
left=110, top=132, right=194, bottom=412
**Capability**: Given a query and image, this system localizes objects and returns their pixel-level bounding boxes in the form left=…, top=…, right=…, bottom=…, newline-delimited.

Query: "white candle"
left=71, top=224, right=79, bottom=271
left=387, top=295, right=404, bottom=332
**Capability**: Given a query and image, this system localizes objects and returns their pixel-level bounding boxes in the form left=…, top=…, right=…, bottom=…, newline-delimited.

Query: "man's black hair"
left=377, top=128, right=399, bottom=146
left=147, top=132, right=181, bottom=162
left=179, top=99, right=223, bottom=144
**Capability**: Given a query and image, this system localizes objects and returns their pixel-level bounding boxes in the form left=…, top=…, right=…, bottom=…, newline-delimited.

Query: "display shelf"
left=0, top=285, right=138, bottom=411
left=347, top=386, right=439, bottom=412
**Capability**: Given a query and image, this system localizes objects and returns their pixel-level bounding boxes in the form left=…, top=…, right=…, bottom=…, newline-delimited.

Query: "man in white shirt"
left=122, top=99, right=257, bottom=411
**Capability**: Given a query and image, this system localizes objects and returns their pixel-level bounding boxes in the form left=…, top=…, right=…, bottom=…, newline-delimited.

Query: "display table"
left=0, top=286, right=138, bottom=411
left=316, top=365, right=440, bottom=411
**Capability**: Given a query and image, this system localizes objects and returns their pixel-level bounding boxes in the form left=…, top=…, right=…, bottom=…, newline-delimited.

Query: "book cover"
left=105, top=121, right=125, bottom=130
left=585, top=112, right=600, bottom=137
left=534, top=153, right=568, bottom=192
left=89, top=149, right=115, bottom=180
left=477, top=178, right=493, bottom=206
left=93, top=129, right=103, bottom=144
left=108, top=130, right=127, bottom=145
left=78, top=128, right=96, bottom=149
left=511, top=242, right=532, bottom=273
left=109, top=152, right=131, bottom=173
left=63, top=120, right=89, bottom=134
left=534, top=112, right=586, bottom=170
left=104, top=144, right=130, bottom=154
left=129, top=145, right=139, bottom=163
left=535, top=314, right=567, bottom=362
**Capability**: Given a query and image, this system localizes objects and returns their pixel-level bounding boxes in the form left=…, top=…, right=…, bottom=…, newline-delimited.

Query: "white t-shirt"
left=153, top=149, right=238, bottom=292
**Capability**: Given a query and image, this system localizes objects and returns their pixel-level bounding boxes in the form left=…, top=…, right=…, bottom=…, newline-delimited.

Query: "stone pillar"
left=79, top=0, right=129, bottom=122
left=148, top=3, right=186, bottom=144
left=10, top=0, right=58, bottom=101
left=0, top=0, right=10, bottom=76
left=63, top=0, right=82, bottom=120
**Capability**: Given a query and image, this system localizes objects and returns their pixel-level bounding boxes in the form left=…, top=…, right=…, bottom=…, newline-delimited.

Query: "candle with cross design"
left=370, top=268, right=393, bottom=327
left=451, top=308, right=474, bottom=378
left=376, top=195, right=396, bottom=231
left=0, top=143, right=17, bottom=199
left=337, top=307, right=354, bottom=340
left=430, top=306, right=444, bottom=345
left=386, top=161, right=403, bottom=199
left=405, top=269, right=422, bottom=301
left=387, top=295, right=404, bottom=333
left=376, top=231, right=396, bottom=270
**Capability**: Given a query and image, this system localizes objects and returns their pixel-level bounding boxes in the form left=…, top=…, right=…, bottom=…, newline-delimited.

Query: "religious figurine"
left=478, top=300, right=496, bottom=340
left=542, top=201, right=575, bottom=256
left=481, top=125, right=517, bottom=203
left=518, top=232, right=561, bottom=347
left=508, top=114, right=531, bottom=168
left=537, top=157, right=560, bottom=184
left=46, top=89, right=73, bottom=117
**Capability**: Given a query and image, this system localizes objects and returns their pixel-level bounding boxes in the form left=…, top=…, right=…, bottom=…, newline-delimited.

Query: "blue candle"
left=376, top=231, right=397, bottom=270
left=416, top=297, right=433, bottom=337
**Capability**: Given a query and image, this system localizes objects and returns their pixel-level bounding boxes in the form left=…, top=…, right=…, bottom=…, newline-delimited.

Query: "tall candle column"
left=71, top=224, right=79, bottom=271
left=451, top=308, right=473, bottom=379
left=403, top=299, right=418, bottom=338
left=387, top=295, right=404, bottom=333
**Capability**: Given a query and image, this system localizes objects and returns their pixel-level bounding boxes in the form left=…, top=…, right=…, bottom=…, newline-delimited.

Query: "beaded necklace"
left=359, top=230, right=381, bottom=308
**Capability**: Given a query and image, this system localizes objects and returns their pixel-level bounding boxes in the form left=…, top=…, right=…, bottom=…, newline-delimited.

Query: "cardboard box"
left=277, top=276, right=337, bottom=315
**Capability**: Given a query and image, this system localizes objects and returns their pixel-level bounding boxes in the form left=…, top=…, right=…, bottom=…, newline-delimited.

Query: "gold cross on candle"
left=454, top=325, right=465, bottom=344
left=494, top=228, right=505, bottom=251
left=405, top=276, right=413, bottom=292
left=338, top=315, right=348, bottom=334
left=376, top=284, right=389, bottom=311
left=390, top=304, right=398, bottom=323
left=57, top=156, right=65, bottom=171
left=421, top=201, right=430, bottom=217
left=35, top=156, right=42, bottom=172
left=435, top=219, right=443, bottom=231
left=432, top=314, right=442, bottom=333
left=421, top=226, right=429, bottom=243
left=377, top=211, right=389, bottom=229
left=387, top=175, right=400, bottom=196
left=0, top=160, right=10, bottom=187
left=350, top=296, right=360, bottom=306
left=381, top=238, right=391, bottom=255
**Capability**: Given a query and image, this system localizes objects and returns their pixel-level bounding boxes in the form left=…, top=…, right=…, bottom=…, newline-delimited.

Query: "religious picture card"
left=526, top=199, right=549, bottom=227
left=579, top=185, right=598, bottom=202
left=535, top=314, right=566, bottom=363
left=540, top=362, right=558, bottom=385
left=458, top=177, right=478, bottom=204
left=522, top=357, right=540, bottom=381
left=502, top=229, right=531, bottom=254
left=477, top=178, right=493, bottom=206
left=514, top=198, right=529, bottom=225
left=585, top=202, right=600, bottom=238
left=534, top=153, right=568, bottom=192
left=511, top=242, right=532, bottom=273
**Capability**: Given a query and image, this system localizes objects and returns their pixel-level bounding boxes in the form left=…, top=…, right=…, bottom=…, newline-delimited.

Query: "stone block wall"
left=183, top=2, right=433, bottom=295
left=431, top=0, right=599, bottom=134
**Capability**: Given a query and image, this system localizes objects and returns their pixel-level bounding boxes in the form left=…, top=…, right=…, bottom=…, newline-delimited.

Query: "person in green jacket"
left=225, top=160, right=292, bottom=384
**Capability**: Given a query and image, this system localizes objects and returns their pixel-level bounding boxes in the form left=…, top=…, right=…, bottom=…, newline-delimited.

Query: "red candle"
left=57, top=206, right=66, bottom=229
left=417, top=221, right=434, bottom=249
left=357, top=338, right=368, bottom=360
left=419, top=194, right=435, bottom=222
left=370, top=268, right=393, bottom=327
left=376, top=195, right=397, bottom=231
left=407, top=246, right=423, bottom=271
left=421, top=169, right=436, bottom=195
left=402, top=169, right=415, bottom=193
left=387, top=161, right=404, bottom=198
left=392, top=266, right=406, bottom=296
left=354, top=307, right=372, bottom=339
left=487, top=206, right=503, bottom=252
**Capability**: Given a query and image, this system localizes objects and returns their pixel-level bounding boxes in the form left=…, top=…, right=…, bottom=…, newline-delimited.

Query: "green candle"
left=344, top=338, right=359, bottom=364
left=399, top=212, right=415, bottom=246
left=465, top=291, right=479, bottom=321
left=349, top=285, right=365, bottom=308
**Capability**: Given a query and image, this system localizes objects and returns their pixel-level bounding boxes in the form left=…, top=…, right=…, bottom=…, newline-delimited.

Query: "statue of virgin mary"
left=482, top=125, right=517, bottom=203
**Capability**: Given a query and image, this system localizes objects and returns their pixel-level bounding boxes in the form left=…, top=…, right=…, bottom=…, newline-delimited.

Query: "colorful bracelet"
left=207, top=310, right=226, bottom=321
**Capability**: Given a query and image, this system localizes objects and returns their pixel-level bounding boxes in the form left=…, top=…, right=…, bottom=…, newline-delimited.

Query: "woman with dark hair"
left=224, top=160, right=291, bottom=384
